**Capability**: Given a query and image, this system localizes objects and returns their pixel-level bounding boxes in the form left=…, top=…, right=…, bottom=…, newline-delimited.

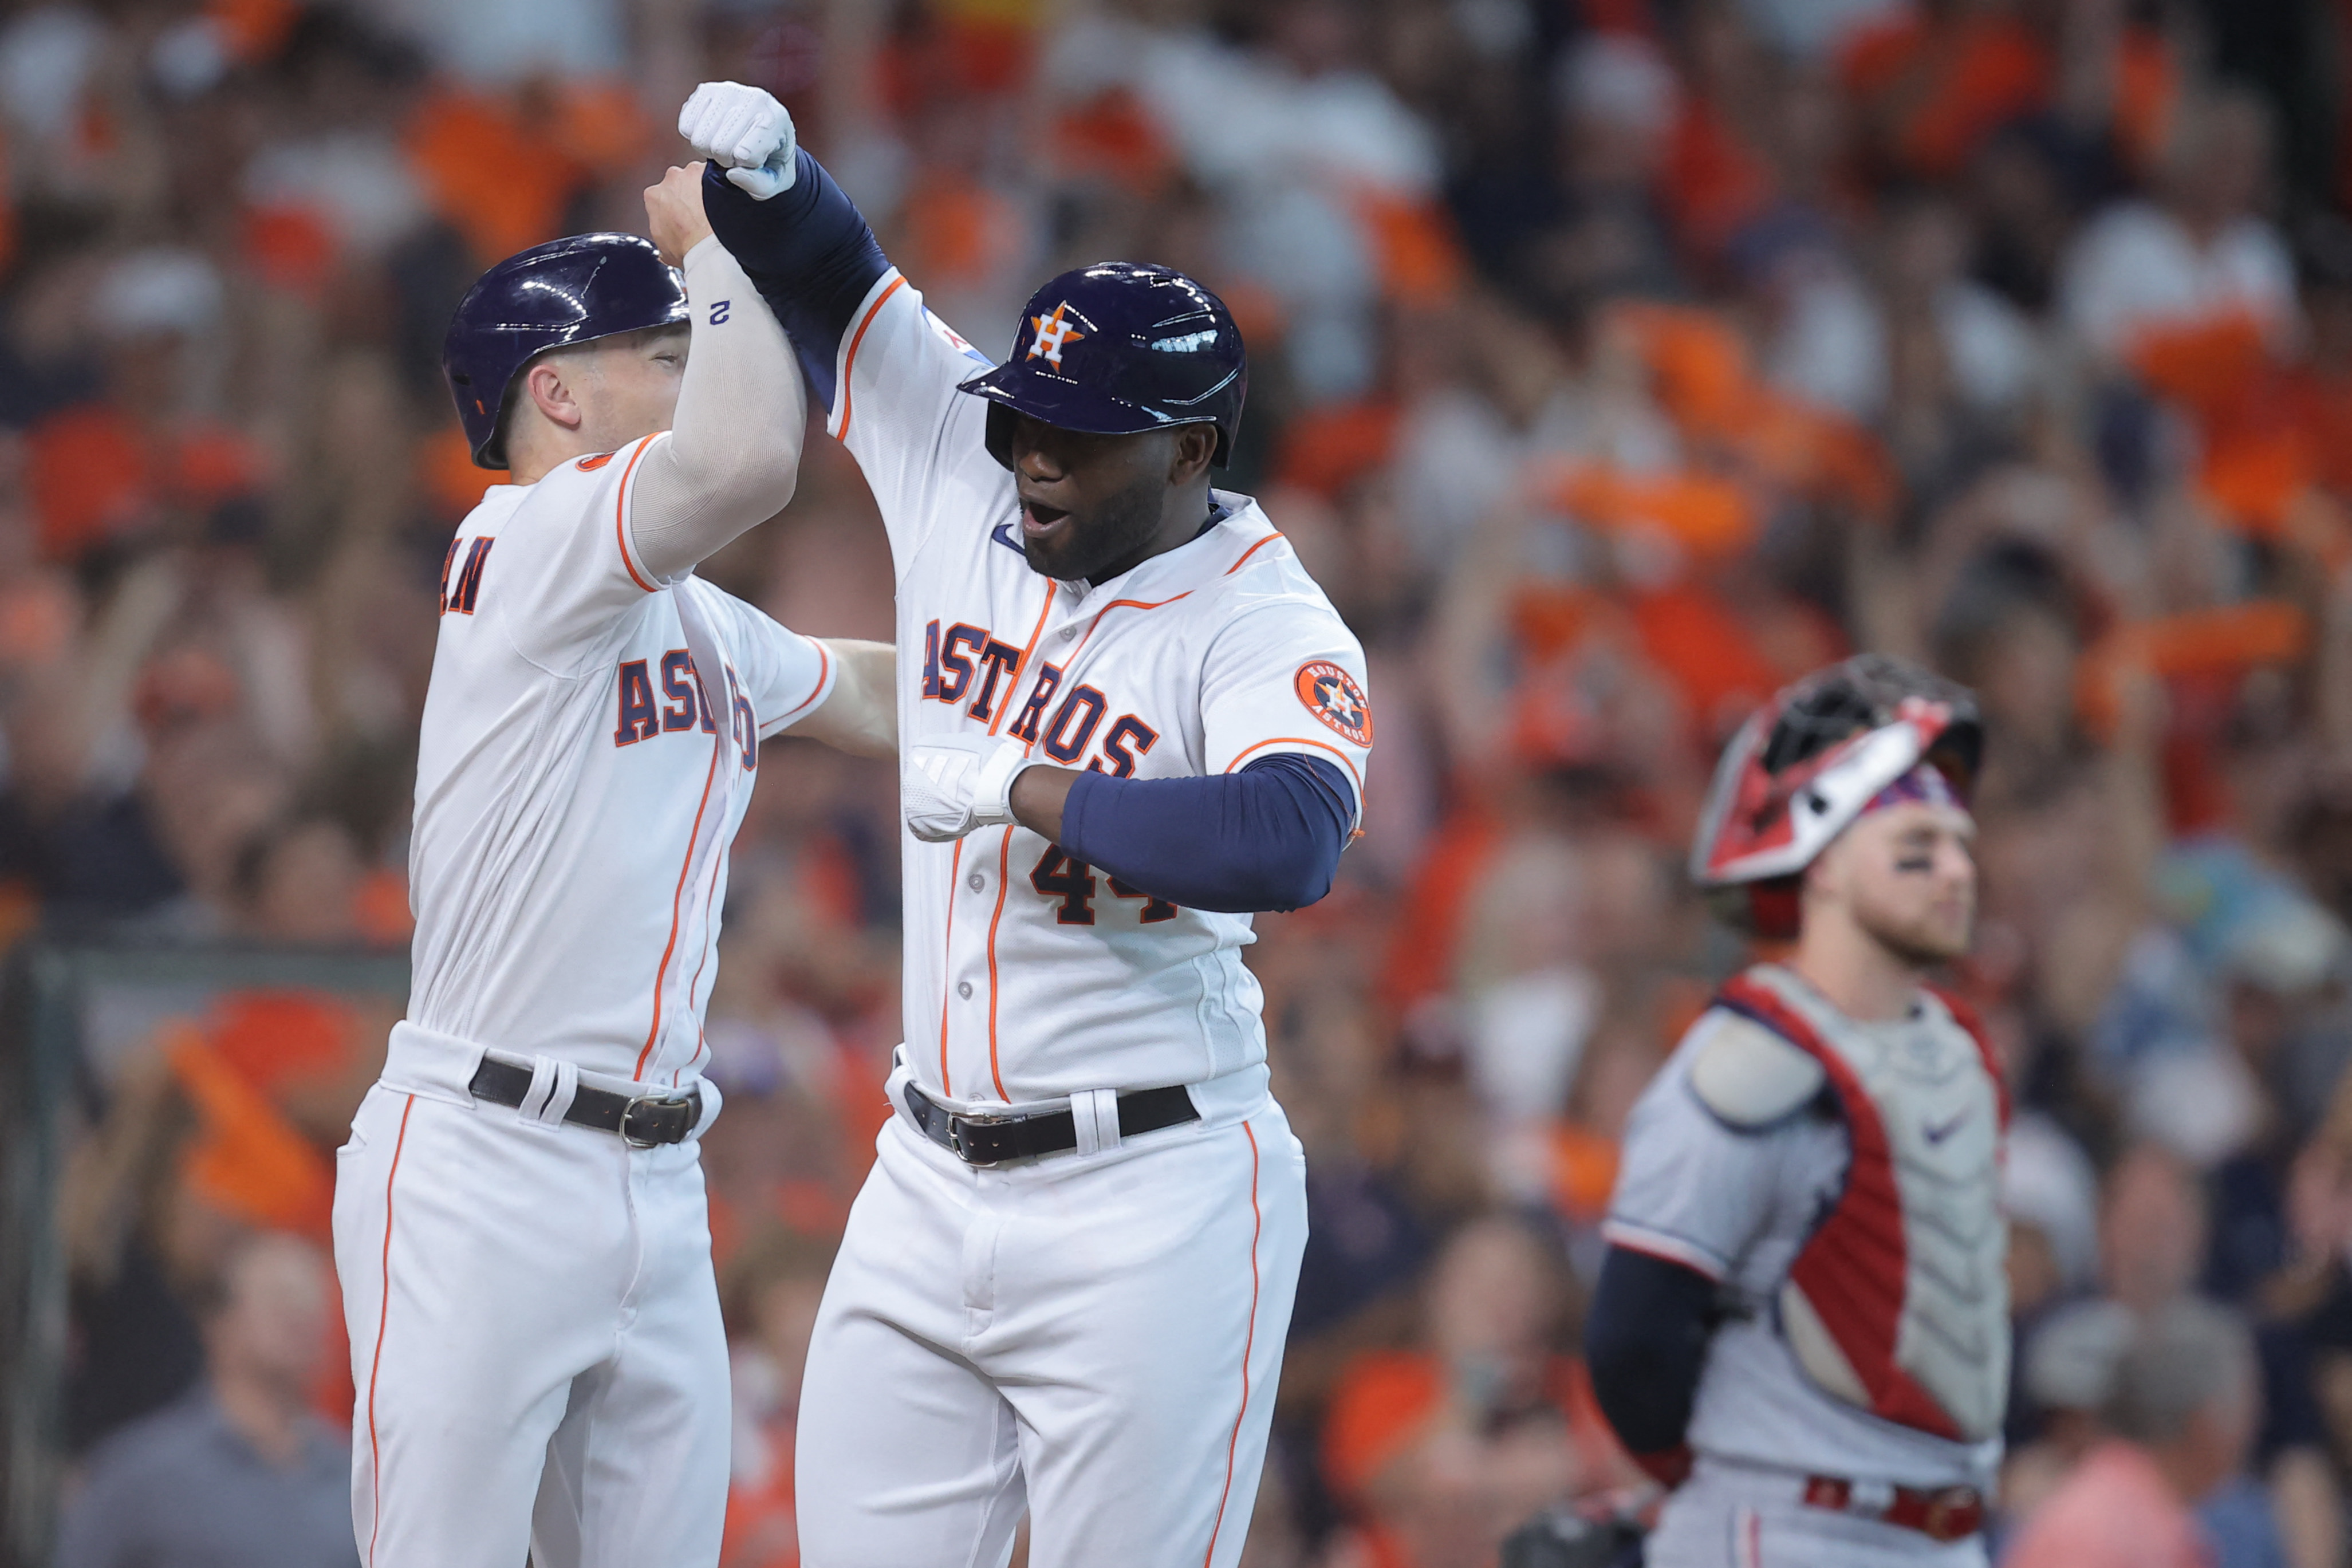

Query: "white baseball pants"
left=794, top=1075, right=1307, bottom=1568
left=330, top=1025, right=730, bottom=1568
left=1646, top=1461, right=1991, bottom=1568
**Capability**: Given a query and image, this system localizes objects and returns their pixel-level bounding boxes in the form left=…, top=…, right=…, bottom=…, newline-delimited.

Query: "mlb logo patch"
left=1295, top=660, right=1372, bottom=747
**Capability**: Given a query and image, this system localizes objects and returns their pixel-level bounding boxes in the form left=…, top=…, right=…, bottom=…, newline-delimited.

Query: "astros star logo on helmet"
left=1027, top=302, right=1086, bottom=367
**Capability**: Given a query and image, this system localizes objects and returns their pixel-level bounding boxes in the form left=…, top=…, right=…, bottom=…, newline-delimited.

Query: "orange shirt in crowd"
left=29, top=406, right=267, bottom=562
left=721, top=1433, right=798, bottom=1568
left=1838, top=9, right=2052, bottom=180
left=2000, top=1440, right=2215, bottom=1568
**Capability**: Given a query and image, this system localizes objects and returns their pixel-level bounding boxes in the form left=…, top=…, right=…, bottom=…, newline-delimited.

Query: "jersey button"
left=968, top=872, right=985, bottom=892
left=958, top=980, right=974, bottom=999
left=1060, top=626, right=1077, bottom=640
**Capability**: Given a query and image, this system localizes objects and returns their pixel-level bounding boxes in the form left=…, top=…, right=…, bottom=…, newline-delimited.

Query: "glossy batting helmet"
left=958, top=262, right=1247, bottom=470
left=1690, top=654, right=1983, bottom=939
left=442, top=234, right=690, bottom=470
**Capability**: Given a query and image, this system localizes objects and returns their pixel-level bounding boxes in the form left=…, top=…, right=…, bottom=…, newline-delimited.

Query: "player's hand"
left=644, top=164, right=715, bottom=267
left=678, top=81, right=797, bottom=200
left=903, top=734, right=1035, bottom=842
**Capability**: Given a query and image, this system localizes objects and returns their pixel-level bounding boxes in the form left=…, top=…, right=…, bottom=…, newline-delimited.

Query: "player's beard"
left=1853, top=895, right=1973, bottom=970
left=1023, top=467, right=1165, bottom=584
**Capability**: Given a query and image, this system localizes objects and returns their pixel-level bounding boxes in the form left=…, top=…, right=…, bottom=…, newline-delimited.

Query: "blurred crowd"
left=13, top=0, right=2352, bottom=1565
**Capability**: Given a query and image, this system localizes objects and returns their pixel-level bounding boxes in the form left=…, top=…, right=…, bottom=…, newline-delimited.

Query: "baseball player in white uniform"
left=1583, top=655, right=2010, bottom=1566
left=676, top=84, right=1373, bottom=1566
left=329, top=167, right=896, bottom=1568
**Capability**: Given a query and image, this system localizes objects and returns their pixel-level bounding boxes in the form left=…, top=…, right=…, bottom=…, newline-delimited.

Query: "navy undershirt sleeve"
left=1585, top=1244, right=1719, bottom=1469
left=700, top=152, right=890, bottom=411
left=1056, top=753, right=1353, bottom=915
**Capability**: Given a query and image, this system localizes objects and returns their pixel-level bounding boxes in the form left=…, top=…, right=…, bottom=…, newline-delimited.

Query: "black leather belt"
left=468, top=1057, right=701, bottom=1147
left=902, top=1080, right=1198, bottom=1166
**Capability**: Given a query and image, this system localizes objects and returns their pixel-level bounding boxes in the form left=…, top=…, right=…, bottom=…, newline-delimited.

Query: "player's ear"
left=523, top=358, right=585, bottom=432
left=1168, top=425, right=1216, bottom=485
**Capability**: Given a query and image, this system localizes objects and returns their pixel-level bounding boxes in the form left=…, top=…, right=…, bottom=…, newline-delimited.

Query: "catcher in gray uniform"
left=1584, top=655, right=2009, bottom=1567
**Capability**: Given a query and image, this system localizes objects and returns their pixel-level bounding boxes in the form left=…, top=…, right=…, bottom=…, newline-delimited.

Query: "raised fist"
left=677, top=82, right=797, bottom=201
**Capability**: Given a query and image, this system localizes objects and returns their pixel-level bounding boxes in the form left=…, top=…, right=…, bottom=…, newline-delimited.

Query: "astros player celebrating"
left=329, top=166, right=895, bottom=1568
left=677, top=84, right=1370, bottom=1565
left=1585, top=655, right=2008, bottom=1565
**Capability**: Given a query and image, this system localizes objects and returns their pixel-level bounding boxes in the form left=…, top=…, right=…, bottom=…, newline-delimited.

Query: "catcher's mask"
left=1689, top=653, right=1983, bottom=940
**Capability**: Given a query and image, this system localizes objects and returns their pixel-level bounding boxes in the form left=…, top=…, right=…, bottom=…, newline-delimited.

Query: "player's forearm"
left=1584, top=1246, right=1717, bottom=1486
left=629, top=237, right=808, bottom=580
left=783, top=637, right=897, bottom=758
left=700, top=153, right=889, bottom=412
left=1011, top=754, right=1353, bottom=914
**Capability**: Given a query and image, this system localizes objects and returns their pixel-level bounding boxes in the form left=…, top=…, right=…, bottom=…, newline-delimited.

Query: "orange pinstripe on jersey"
left=680, top=826, right=727, bottom=1083
left=363, top=1093, right=417, bottom=1568
left=614, top=435, right=658, bottom=593
left=1202, top=1121, right=1264, bottom=1567
left=835, top=276, right=910, bottom=444
left=937, top=837, right=965, bottom=1096
left=1067, top=590, right=1193, bottom=661
left=983, top=825, right=1014, bottom=1100
left=986, top=590, right=1057, bottom=738
left=633, top=731, right=726, bottom=1080
left=1222, top=531, right=1287, bottom=575
left=789, top=639, right=833, bottom=725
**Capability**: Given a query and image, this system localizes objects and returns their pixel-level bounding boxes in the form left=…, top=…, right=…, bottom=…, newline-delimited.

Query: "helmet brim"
left=959, top=365, right=1228, bottom=470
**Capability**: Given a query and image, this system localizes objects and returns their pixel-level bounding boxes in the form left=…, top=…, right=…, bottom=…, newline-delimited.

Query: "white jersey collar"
left=1059, top=490, right=1270, bottom=611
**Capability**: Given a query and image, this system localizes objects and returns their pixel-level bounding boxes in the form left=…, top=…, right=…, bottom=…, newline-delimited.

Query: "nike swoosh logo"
left=1924, top=1113, right=1970, bottom=1144
left=991, top=518, right=1026, bottom=558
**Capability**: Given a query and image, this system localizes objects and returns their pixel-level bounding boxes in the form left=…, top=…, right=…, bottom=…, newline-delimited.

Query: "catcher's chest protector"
left=1719, top=967, right=2011, bottom=1442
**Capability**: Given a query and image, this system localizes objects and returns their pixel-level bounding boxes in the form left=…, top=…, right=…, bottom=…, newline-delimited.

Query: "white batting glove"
left=904, top=734, right=1035, bottom=843
left=678, top=81, right=798, bottom=200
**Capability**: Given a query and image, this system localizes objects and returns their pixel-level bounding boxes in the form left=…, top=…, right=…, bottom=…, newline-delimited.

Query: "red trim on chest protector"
left=1713, top=973, right=1965, bottom=1441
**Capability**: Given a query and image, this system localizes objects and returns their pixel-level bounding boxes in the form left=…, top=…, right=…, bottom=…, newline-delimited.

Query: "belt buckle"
left=1921, top=1487, right=1978, bottom=1542
left=620, top=1094, right=680, bottom=1148
left=947, top=1110, right=1012, bottom=1167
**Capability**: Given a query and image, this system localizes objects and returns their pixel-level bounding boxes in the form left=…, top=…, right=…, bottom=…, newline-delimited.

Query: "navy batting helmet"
left=442, top=234, right=690, bottom=470
left=958, top=262, right=1247, bottom=470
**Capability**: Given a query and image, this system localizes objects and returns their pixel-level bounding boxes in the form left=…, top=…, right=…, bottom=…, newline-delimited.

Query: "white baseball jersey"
left=825, top=267, right=1373, bottom=1109
left=403, top=438, right=836, bottom=1087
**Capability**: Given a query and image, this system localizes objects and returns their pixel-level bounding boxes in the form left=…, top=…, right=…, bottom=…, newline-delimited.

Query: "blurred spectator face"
left=1886, top=200, right=1971, bottom=304
left=1266, top=0, right=1358, bottom=77
left=240, top=819, right=364, bottom=943
left=1969, top=604, right=2077, bottom=766
left=2307, top=279, right=2352, bottom=371
left=1565, top=1027, right=1659, bottom=1141
left=509, top=325, right=689, bottom=471
left=2166, top=92, right=2272, bottom=231
left=1426, top=1217, right=1562, bottom=1399
left=1804, top=800, right=1979, bottom=965
left=2008, top=1220, right=2065, bottom=1316
left=1554, top=35, right=1677, bottom=191
left=206, top=1233, right=333, bottom=1401
left=2099, top=1144, right=2207, bottom=1313
left=144, top=726, right=291, bottom=907
left=751, top=1271, right=826, bottom=1396
left=2109, top=1299, right=2262, bottom=1502
left=1967, top=133, right=2071, bottom=309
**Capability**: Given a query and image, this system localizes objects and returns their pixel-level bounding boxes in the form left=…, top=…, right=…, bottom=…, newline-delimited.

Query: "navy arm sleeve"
left=700, top=153, right=889, bottom=411
left=1056, top=753, right=1352, bottom=915
left=1585, top=1244, right=1719, bottom=1485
